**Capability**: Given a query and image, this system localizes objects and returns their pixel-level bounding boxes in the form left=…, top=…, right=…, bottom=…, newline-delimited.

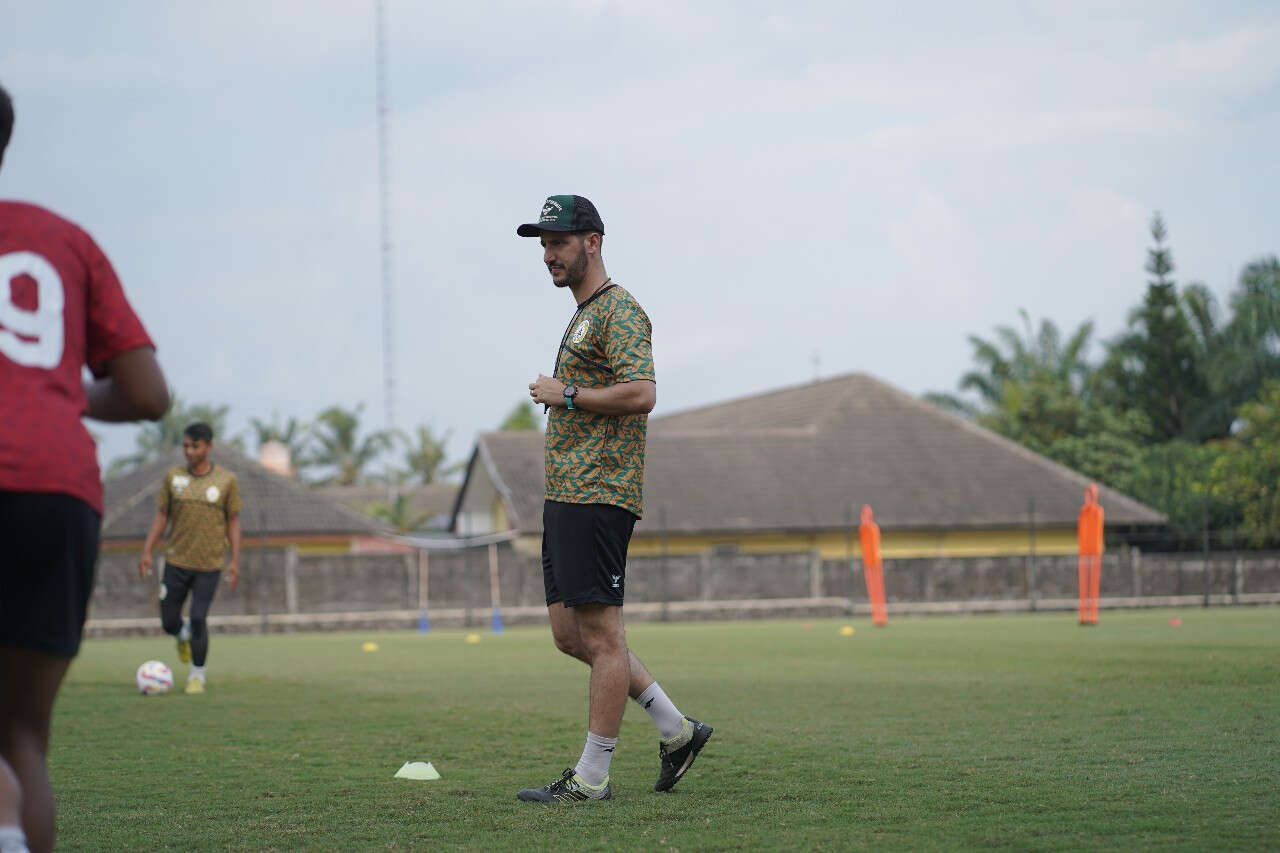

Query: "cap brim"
left=517, top=222, right=576, bottom=237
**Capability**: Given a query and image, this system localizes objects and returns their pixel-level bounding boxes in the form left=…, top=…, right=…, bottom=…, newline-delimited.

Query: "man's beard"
left=552, top=251, right=589, bottom=289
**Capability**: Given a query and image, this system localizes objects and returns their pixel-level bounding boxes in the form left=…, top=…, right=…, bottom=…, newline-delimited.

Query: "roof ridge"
left=650, top=371, right=872, bottom=424
left=651, top=425, right=819, bottom=438
left=103, top=447, right=395, bottom=536
left=891, top=384, right=1155, bottom=514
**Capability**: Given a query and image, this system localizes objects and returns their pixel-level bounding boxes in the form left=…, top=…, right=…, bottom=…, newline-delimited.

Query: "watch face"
left=564, top=385, right=578, bottom=397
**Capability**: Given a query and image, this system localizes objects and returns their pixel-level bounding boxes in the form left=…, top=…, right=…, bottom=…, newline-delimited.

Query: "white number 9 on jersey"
left=0, top=251, right=65, bottom=369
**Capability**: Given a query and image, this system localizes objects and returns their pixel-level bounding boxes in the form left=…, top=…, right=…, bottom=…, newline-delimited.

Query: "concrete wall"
left=90, top=545, right=1280, bottom=627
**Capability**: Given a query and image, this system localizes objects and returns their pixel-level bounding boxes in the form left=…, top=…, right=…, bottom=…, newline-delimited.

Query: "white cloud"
left=3, top=1, right=1276, bottom=470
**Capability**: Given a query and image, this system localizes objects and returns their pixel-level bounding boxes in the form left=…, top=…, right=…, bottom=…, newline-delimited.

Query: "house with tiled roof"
left=452, top=372, right=1167, bottom=560
left=101, top=447, right=400, bottom=555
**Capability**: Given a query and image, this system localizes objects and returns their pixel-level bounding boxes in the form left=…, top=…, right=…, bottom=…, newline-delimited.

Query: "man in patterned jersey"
left=0, top=83, right=170, bottom=853
left=138, top=422, right=241, bottom=695
left=515, top=195, right=713, bottom=804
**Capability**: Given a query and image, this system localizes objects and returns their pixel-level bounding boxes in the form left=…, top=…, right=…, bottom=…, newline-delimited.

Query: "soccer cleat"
left=184, top=677, right=205, bottom=695
left=654, top=717, right=713, bottom=792
left=177, top=619, right=192, bottom=664
left=517, top=768, right=611, bottom=803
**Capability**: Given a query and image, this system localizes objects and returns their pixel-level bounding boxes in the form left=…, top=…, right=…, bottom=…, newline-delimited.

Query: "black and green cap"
left=516, top=195, right=605, bottom=237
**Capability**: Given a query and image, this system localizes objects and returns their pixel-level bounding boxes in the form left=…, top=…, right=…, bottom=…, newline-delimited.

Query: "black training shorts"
left=0, top=490, right=101, bottom=656
left=542, top=500, right=637, bottom=608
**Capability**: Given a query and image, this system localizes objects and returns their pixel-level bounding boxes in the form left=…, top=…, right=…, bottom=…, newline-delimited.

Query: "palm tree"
left=399, top=424, right=456, bottom=484
left=365, top=493, right=434, bottom=534
left=304, top=405, right=393, bottom=486
left=925, top=309, right=1095, bottom=415
left=925, top=310, right=1100, bottom=454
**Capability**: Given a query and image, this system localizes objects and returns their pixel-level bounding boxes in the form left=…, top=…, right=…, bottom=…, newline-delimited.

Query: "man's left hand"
left=226, top=559, right=241, bottom=592
left=529, top=373, right=567, bottom=407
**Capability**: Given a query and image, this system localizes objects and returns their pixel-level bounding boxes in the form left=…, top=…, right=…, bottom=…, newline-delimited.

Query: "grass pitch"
left=53, top=608, right=1278, bottom=851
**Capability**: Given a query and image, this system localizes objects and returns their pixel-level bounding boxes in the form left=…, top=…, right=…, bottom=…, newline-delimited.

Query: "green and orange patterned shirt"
left=545, top=282, right=654, bottom=517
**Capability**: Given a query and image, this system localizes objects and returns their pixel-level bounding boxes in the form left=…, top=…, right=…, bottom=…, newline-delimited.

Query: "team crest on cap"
left=206, top=486, right=220, bottom=503
left=571, top=319, right=590, bottom=344
left=539, top=198, right=564, bottom=223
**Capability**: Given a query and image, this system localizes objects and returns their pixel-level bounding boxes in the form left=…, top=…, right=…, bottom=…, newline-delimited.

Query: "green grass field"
left=52, top=608, right=1278, bottom=851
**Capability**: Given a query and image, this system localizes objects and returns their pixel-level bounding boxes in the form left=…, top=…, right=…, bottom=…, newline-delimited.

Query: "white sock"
left=573, top=731, right=616, bottom=788
left=178, top=618, right=191, bottom=642
left=0, top=825, right=29, bottom=853
left=190, top=666, right=206, bottom=682
left=636, top=682, right=685, bottom=741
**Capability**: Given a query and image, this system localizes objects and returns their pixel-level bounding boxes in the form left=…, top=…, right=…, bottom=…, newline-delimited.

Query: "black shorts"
left=542, top=500, right=637, bottom=608
left=161, top=563, right=222, bottom=619
left=0, top=490, right=101, bottom=657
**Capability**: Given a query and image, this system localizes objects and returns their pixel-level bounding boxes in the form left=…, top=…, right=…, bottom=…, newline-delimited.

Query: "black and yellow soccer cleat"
left=517, top=768, right=611, bottom=803
left=654, top=717, right=713, bottom=792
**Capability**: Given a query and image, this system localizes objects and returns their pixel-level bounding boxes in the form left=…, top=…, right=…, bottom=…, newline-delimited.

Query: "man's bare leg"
left=532, top=602, right=714, bottom=796
left=573, top=604, right=629, bottom=738
left=547, top=602, right=655, bottom=697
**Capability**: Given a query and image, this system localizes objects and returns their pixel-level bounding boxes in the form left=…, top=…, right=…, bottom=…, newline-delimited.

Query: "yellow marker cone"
left=362, top=642, right=380, bottom=652
left=465, top=633, right=480, bottom=644
left=839, top=625, right=855, bottom=636
left=394, top=761, right=441, bottom=780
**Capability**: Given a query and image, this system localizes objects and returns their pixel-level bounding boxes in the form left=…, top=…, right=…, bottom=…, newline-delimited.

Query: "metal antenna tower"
left=375, top=0, right=395, bottom=432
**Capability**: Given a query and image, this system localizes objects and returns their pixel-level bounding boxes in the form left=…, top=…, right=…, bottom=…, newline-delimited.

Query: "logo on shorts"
left=571, top=319, right=590, bottom=345
left=611, top=574, right=622, bottom=588
left=206, top=486, right=220, bottom=503
left=171, top=474, right=190, bottom=493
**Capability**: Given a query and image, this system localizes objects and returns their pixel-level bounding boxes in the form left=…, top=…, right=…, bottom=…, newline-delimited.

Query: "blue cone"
left=418, top=609, right=430, bottom=634
left=490, top=607, right=504, bottom=633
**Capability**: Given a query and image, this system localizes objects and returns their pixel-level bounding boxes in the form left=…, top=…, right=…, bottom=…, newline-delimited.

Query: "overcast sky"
left=5, top=1, right=1278, bottom=475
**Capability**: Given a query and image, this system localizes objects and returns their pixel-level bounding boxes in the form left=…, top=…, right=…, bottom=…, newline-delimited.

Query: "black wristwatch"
left=563, top=384, right=579, bottom=410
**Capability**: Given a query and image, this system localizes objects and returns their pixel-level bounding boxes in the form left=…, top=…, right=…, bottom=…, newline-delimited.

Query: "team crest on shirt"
left=171, top=474, right=190, bottom=494
left=571, top=319, right=590, bottom=345
left=206, top=486, right=220, bottom=503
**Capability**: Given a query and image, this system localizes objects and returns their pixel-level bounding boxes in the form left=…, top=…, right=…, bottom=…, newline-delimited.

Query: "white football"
left=135, top=660, right=174, bottom=695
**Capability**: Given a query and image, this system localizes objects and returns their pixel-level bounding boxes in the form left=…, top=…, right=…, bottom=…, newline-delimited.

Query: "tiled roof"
left=455, top=372, right=1169, bottom=535
left=101, top=448, right=393, bottom=541
left=471, top=431, right=546, bottom=531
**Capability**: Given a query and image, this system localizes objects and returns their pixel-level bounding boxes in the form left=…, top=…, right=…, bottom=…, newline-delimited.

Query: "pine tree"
left=1098, top=213, right=1214, bottom=441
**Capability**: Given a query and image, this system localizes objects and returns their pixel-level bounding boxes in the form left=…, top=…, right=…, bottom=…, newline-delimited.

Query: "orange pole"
left=1077, top=484, right=1104, bottom=625
left=859, top=505, right=888, bottom=627
left=1077, top=554, right=1090, bottom=624
left=1088, top=501, right=1105, bottom=623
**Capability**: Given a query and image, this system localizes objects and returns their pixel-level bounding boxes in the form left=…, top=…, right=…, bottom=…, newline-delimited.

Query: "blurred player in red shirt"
left=0, top=83, right=170, bottom=853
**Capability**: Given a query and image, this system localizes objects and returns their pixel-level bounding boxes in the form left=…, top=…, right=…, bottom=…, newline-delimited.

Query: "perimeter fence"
left=86, top=536, right=1280, bottom=637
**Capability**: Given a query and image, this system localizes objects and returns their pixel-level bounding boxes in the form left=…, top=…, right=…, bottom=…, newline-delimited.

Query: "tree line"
left=928, top=213, right=1279, bottom=549
left=106, top=399, right=543, bottom=488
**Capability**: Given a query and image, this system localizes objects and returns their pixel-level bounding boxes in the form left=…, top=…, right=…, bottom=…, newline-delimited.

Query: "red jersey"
left=0, top=201, right=154, bottom=515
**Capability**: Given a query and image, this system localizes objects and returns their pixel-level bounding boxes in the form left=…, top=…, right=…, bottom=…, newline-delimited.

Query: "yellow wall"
left=102, top=536, right=359, bottom=557
left=512, top=526, right=1078, bottom=560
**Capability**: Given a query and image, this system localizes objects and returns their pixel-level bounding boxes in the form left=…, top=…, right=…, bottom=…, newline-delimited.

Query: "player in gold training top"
left=516, top=195, right=713, bottom=804
left=138, top=423, right=242, bottom=694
